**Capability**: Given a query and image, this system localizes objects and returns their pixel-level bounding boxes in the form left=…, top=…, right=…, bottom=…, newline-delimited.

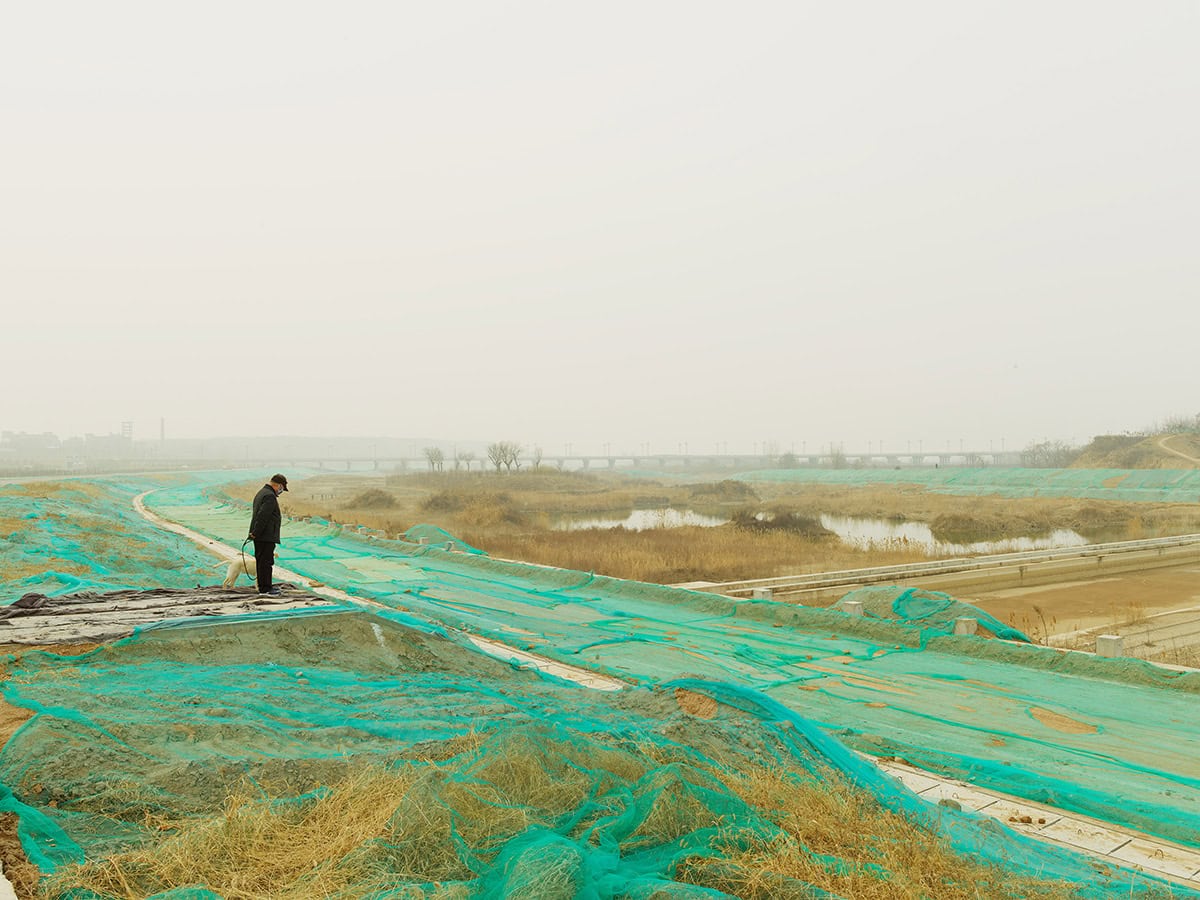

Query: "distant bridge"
left=3, top=449, right=1027, bottom=476
left=239, top=450, right=1026, bottom=472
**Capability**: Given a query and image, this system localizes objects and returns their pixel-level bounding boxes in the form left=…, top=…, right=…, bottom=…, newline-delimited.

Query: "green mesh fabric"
left=736, top=465, right=1200, bottom=502
left=0, top=476, right=239, bottom=596
left=833, top=585, right=1032, bottom=641
left=401, top=523, right=486, bottom=554
left=2, top=473, right=1199, bottom=898
left=139, top=480, right=1200, bottom=853
left=0, top=611, right=1188, bottom=898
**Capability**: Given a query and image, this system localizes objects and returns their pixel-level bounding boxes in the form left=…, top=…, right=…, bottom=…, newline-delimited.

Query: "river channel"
left=552, top=508, right=1091, bottom=554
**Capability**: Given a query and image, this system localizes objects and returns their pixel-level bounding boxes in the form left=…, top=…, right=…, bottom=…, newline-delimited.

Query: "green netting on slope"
left=0, top=609, right=1188, bottom=899
left=736, top=466, right=1200, bottom=502
left=400, top=523, right=485, bottom=554
left=832, top=586, right=1031, bottom=642
left=142, top=483, right=1200, bottom=853
left=0, top=476, right=248, bottom=598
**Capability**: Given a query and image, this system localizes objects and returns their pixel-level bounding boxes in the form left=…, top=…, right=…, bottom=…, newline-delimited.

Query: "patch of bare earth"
left=674, top=688, right=718, bottom=719
left=1030, top=707, right=1098, bottom=735
left=0, top=812, right=38, bottom=898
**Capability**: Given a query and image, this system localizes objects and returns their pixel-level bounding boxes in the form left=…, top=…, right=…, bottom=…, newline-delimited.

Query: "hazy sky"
left=2, top=2, right=1196, bottom=454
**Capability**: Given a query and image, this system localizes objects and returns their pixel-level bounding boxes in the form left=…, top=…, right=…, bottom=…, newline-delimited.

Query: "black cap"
left=271, top=474, right=289, bottom=491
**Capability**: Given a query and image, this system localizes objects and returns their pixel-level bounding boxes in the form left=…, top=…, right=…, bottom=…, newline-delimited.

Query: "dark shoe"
left=258, top=587, right=283, bottom=597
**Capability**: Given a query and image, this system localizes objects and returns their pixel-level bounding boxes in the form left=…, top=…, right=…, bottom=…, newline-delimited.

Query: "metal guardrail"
left=716, top=533, right=1200, bottom=596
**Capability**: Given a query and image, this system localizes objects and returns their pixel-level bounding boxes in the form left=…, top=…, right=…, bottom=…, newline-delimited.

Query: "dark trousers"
left=253, top=540, right=275, bottom=593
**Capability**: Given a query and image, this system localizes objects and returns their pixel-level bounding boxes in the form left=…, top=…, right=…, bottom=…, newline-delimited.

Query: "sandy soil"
left=969, top=563, right=1200, bottom=638
left=0, top=689, right=36, bottom=896
left=0, top=698, right=31, bottom=755
left=0, top=649, right=83, bottom=898
left=0, top=813, right=38, bottom=899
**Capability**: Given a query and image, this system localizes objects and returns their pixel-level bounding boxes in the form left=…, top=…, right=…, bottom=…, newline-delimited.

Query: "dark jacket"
left=249, top=484, right=282, bottom=544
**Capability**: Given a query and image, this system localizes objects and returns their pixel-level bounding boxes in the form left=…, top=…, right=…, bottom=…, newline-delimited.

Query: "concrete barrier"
left=953, top=617, right=979, bottom=636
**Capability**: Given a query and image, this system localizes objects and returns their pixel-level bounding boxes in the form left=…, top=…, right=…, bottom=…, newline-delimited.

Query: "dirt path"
left=1156, top=435, right=1200, bottom=465
left=969, top=563, right=1200, bottom=639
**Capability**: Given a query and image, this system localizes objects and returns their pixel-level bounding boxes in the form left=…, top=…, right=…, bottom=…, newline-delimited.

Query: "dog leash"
left=240, top=537, right=252, bottom=585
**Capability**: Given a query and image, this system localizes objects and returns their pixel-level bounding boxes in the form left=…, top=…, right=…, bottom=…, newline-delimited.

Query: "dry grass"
left=1158, top=645, right=1200, bottom=668
left=678, top=764, right=1093, bottom=900
left=41, top=746, right=1108, bottom=900
left=4, top=481, right=107, bottom=502
left=2, top=559, right=91, bottom=581
left=466, top=526, right=930, bottom=584
left=1004, top=605, right=1062, bottom=644
left=42, top=766, right=456, bottom=900
left=1, top=482, right=200, bottom=583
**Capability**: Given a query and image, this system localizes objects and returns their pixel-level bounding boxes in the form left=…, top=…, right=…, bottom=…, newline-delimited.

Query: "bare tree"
left=1158, top=413, right=1200, bottom=434
left=531, top=445, right=543, bottom=470
left=487, top=442, right=505, bottom=473
left=487, top=441, right=523, bottom=473
left=422, top=446, right=445, bottom=472
left=455, top=449, right=476, bottom=472
left=501, top=441, right=523, bottom=473
left=1020, top=440, right=1078, bottom=468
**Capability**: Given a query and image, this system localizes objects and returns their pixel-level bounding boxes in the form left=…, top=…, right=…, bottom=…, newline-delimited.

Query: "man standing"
left=248, top=474, right=288, bottom=595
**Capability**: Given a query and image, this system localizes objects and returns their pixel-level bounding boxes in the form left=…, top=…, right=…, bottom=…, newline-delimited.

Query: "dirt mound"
left=1073, top=433, right=1200, bottom=469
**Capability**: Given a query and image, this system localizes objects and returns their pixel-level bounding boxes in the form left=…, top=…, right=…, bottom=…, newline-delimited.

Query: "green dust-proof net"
left=736, top=465, right=1200, bottom=502
left=2, top=611, right=1189, bottom=899
left=0, top=476, right=235, bottom=596
left=832, top=585, right=1032, bottom=642
left=2, top=474, right=1199, bottom=897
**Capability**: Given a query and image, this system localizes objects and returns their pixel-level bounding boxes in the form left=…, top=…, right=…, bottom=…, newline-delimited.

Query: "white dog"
left=216, top=555, right=257, bottom=588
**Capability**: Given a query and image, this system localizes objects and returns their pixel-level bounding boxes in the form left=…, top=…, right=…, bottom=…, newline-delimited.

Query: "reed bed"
left=464, top=526, right=930, bottom=584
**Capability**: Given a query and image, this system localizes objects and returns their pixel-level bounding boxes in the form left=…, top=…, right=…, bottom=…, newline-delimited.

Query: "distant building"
left=1, top=431, right=61, bottom=452
left=84, top=431, right=135, bottom=458
left=0, top=431, right=62, bottom=462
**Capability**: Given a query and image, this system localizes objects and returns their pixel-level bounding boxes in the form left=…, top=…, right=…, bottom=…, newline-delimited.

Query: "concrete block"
left=1111, top=837, right=1200, bottom=880
left=843, top=600, right=864, bottom=617
left=1096, top=634, right=1124, bottom=658
left=751, top=587, right=773, bottom=601
left=418, top=537, right=430, bottom=545
left=953, top=617, right=978, bottom=636
left=1039, top=818, right=1127, bottom=855
left=918, top=782, right=996, bottom=812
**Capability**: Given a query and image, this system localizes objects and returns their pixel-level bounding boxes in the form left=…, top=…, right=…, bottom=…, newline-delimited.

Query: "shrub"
left=421, top=491, right=465, bottom=513
left=728, top=509, right=831, bottom=538
left=345, top=489, right=397, bottom=510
